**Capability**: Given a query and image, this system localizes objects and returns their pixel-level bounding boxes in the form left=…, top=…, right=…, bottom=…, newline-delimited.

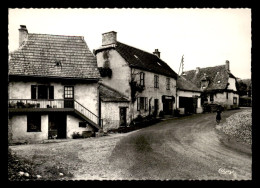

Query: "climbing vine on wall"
left=129, top=69, right=144, bottom=102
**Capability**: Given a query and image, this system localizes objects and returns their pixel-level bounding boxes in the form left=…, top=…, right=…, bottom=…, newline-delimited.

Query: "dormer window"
left=201, top=73, right=209, bottom=89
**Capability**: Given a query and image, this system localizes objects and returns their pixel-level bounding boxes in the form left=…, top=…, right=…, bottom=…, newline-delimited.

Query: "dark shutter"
left=137, top=97, right=140, bottom=111
left=145, top=97, right=148, bottom=111
left=31, top=85, right=37, bottom=99
left=49, top=86, right=54, bottom=99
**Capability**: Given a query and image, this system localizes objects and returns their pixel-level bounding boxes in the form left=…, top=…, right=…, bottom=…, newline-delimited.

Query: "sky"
left=8, top=8, right=251, bottom=79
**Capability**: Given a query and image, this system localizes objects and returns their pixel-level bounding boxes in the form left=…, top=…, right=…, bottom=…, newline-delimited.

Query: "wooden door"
left=119, top=107, right=127, bottom=127
left=64, top=86, right=74, bottom=108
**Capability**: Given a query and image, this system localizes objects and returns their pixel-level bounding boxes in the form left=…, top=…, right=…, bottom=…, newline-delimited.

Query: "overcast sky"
left=8, top=8, right=251, bottom=79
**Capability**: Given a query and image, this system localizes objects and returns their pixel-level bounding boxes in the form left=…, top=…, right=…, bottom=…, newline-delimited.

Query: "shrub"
left=174, top=109, right=180, bottom=116
left=159, top=110, right=164, bottom=118
left=71, top=132, right=83, bottom=139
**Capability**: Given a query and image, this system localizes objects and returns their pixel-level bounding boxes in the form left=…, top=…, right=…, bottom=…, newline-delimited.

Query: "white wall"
left=66, top=115, right=94, bottom=138
left=208, top=92, right=239, bottom=108
left=227, top=77, right=237, bottom=91
left=9, top=81, right=99, bottom=116
left=10, top=114, right=48, bottom=143
left=131, top=68, right=177, bottom=119
left=96, top=49, right=131, bottom=98
left=96, top=49, right=177, bottom=120
left=177, top=90, right=201, bottom=108
left=101, top=102, right=129, bottom=131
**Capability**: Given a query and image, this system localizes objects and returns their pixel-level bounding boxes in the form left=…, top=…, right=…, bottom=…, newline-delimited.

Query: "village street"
left=10, top=108, right=252, bottom=180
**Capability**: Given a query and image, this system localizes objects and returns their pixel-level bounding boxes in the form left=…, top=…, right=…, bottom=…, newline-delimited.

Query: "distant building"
left=8, top=25, right=102, bottom=143
left=94, top=31, right=178, bottom=131
left=182, top=60, right=239, bottom=109
left=176, top=76, right=203, bottom=114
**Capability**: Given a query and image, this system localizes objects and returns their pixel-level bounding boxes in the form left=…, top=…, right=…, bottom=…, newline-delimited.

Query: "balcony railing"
left=8, top=99, right=103, bottom=128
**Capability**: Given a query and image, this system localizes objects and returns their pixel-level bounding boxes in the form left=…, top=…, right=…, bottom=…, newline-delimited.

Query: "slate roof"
left=95, top=42, right=178, bottom=79
left=177, top=76, right=202, bottom=92
left=9, top=33, right=100, bottom=79
left=182, top=65, right=237, bottom=91
left=99, top=83, right=129, bottom=102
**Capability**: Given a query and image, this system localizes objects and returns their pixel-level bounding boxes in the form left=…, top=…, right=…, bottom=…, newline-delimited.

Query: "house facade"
left=95, top=31, right=178, bottom=131
left=8, top=25, right=102, bottom=143
left=182, top=61, right=239, bottom=109
left=176, top=76, right=203, bottom=114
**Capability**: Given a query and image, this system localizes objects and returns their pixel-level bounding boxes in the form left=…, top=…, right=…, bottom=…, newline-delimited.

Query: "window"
left=64, top=86, right=74, bottom=99
left=226, top=92, right=229, bottom=99
left=31, top=85, right=54, bottom=100
left=137, top=97, right=148, bottom=111
left=79, top=122, right=87, bottom=128
left=233, top=97, right=237, bottom=105
left=27, top=114, right=41, bottom=132
left=210, top=94, right=214, bottom=102
left=154, top=75, right=159, bottom=88
left=140, top=72, right=145, bottom=86
left=166, top=78, right=170, bottom=90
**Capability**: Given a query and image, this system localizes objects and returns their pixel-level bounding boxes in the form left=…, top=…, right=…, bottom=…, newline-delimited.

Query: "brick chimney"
left=19, top=25, right=28, bottom=47
left=102, top=31, right=117, bottom=46
left=153, top=49, right=160, bottom=58
left=225, top=60, right=230, bottom=72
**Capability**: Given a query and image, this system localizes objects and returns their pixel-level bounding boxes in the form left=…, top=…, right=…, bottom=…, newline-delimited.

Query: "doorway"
left=64, top=86, right=74, bottom=108
left=179, top=97, right=197, bottom=114
left=119, top=107, right=127, bottom=127
left=154, top=99, right=159, bottom=116
left=163, top=100, right=173, bottom=115
left=48, top=113, right=67, bottom=139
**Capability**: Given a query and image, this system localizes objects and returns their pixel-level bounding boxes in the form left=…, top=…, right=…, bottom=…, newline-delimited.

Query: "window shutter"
left=137, top=97, right=140, bottom=111
left=31, top=85, right=37, bottom=99
left=145, top=97, right=148, bottom=111
left=142, top=72, right=145, bottom=86
left=49, top=86, right=54, bottom=99
left=154, top=75, right=156, bottom=88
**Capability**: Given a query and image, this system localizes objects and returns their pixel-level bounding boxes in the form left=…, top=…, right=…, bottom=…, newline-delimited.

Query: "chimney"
left=102, top=31, right=117, bottom=46
left=225, top=60, right=230, bottom=72
left=19, top=25, right=28, bottom=47
left=196, top=67, right=200, bottom=74
left=153, top=49, right=160, bottom=58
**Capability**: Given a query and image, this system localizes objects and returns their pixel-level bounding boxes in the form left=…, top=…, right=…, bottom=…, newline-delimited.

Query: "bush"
left=71, top=132, right=83, bottom=139
left=174, top=109, right=180, bottom=117
left=159, top=111, right=164, bottom=118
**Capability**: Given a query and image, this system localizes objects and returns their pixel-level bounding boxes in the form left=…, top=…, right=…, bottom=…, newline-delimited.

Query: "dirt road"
left=108, top=108, right=252, bottom=180
left=10, top=108, right=251, bottom=180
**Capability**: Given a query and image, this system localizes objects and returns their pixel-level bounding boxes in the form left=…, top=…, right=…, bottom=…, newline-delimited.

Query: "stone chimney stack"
left=225, top=60, right=230, bottom=72
left=19, top=25, right=28, bottom=47
left=196, top=67, right=200, bottom=74
left=102, top=31, right=117, bottom=46
left=153, top=49, right=160, bottom=58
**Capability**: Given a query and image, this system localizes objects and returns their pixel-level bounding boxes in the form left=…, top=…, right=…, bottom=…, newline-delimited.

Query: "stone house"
left=94, top=31, right=178, bottom=131
left=8, top=25, right=102, bottom=143
left=182, top=60, right=239, bottom=109
left=176, top=76, right=203, bottom=114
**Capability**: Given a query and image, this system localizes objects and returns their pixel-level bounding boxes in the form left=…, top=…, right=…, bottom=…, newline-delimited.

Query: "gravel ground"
left=9, top=131, right=139, bottom=180
left=216, top=109, right=252, bottom=145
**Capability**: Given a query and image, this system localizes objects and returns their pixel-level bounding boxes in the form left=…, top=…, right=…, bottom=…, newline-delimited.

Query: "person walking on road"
left=216, top=105, right=222, bottom=124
